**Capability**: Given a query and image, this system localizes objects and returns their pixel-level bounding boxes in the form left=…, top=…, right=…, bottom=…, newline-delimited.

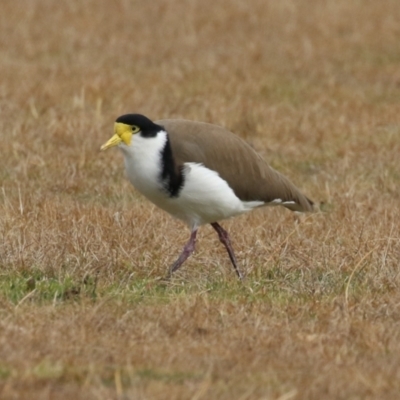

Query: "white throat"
left=119, top=130, right=168, bottom=198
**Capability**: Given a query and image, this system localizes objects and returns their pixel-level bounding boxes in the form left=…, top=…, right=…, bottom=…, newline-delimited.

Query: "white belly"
left=127, top=159, right=262, bottom=228
left=158, top=162, right=264, bottom=228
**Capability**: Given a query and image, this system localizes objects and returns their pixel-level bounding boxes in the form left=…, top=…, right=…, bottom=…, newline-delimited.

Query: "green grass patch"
left=0, top=269, right=98, bottom=305
left=0, top=366, right=12, bottom=380
left=0, top=260, right=389, bottom=308
left=136, top=368, right=201, bottom=384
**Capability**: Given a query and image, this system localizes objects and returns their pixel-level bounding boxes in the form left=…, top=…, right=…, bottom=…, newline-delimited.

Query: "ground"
left=1, top=0, right=400, bottom=399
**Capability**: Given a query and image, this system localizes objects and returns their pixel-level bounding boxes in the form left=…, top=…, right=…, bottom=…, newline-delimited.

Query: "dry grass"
left=1, top=0, right=400, bottom=398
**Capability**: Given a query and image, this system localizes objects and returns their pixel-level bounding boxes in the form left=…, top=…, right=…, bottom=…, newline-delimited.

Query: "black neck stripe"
left=159, top=137, right=185, bottom=197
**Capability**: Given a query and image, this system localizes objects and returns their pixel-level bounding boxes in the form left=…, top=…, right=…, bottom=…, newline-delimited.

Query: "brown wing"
left=156, top=119, right=313, bottom=212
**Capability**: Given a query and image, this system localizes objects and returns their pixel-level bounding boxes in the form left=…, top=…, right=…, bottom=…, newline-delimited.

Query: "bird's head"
left=101, top=114, right=161, bottom=150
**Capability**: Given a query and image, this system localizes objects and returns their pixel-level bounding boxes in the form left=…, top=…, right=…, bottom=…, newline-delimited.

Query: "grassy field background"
left=1, top=0, right=400, bottom=398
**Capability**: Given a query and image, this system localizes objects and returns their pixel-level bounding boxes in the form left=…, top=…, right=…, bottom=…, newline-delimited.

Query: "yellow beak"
left=100, top=134, right=122, bottom=151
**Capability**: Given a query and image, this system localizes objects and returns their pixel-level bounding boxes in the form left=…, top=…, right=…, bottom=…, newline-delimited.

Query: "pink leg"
left=167, top=229, right=198, bottom=277
left=211, top=222, right=244, bottom=280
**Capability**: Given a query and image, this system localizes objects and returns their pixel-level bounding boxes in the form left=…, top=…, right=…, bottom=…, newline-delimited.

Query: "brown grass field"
left=1, top=0, right=400, bottom=398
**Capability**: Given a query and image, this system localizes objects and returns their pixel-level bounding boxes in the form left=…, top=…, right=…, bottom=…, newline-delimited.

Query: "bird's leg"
left=167, top=229, right=198, bottom=277
left=211, top=222, right=244, bottom=280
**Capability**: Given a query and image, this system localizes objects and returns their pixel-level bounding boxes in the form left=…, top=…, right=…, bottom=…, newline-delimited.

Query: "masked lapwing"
left=101, top=114, right=313, bottom=279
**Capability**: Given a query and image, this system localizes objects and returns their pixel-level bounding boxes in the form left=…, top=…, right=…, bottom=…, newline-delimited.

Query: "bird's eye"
left=132, top=126, right=140, bottom=133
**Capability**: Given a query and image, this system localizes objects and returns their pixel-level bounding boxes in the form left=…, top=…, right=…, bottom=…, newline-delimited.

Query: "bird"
left=101, top=114, right=313, bottom=279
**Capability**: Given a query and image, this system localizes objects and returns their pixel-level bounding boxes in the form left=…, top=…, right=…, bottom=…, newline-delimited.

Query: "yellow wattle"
left=100, top=123, right=133, bottom=150
left=115, top=122, right=133, bottom=145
